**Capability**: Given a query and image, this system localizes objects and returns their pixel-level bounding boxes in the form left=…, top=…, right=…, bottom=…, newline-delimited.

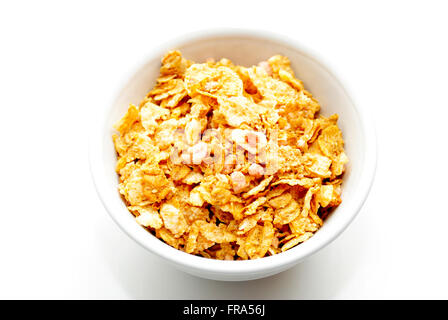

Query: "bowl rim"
left=89, top=28, right=377, bottom=278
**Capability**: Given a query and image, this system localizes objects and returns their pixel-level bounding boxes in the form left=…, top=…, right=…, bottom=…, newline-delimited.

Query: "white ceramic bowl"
left=89, top=29, right=376, bottom=281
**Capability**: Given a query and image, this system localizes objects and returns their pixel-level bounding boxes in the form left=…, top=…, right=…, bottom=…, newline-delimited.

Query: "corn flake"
left=160, top=202, right=188, bottom=237
left=131, top=206, right=163, bottom=229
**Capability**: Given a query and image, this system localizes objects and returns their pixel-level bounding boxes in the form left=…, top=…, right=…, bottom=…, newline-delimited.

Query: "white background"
left=1, top=0, right=447, bottom=299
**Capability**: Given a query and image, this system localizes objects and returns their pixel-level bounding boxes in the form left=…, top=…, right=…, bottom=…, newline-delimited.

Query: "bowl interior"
left=96, top=33, right=368, bottom=280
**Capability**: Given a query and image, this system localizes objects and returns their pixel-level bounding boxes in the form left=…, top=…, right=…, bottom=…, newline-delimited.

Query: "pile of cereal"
left=113, top=51, right=348, bottom=260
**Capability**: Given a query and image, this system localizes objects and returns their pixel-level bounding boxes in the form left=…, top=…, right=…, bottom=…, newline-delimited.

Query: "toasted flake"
left=332, top=151, right=349, bottom=176
left=140, top=102, right=169, bottom=134
left=113, top=104, right=139, bottom=135
left=184, top=64, right=243, bottom=97
left=160, top=50, right=189, bottom=77
left=316, top=185, right=334, bottom=207
left=272, top=177, right=320, bottom=188
left=185, top=118, right=202, bottom=145
left=268, top=192, right=292, bottom=209
left=289, top=216, right=319, bottom=235
left=281, top=232, right=313, bottom=251
left=157, top=228, right=182, bottom=249
left=318, top=125, right=344, bottom=158
left=141, top=165, right=172, bottom=203
left=216, top=243, right=236, bottom=260
left=189, top=186, right=205, bottom=206
left=301, top=187, right=318, bottom=217
left=160, top=203, right=188, bottom=237
left=273, top=199, right=300, bottom=225
left=243, top=176, right=273, bottom=198
left=169, top=164, right=191, bottom=181
left=244, top=222, right=275, bottom=259
left=237, top=214, right=261, bottom=234
left=196, top=221, right=236, bottom=243
left=185, top=223, right=200, bottom=253
left=182, top=171, right=203, bottom=184
left=195, top=233, right=215, bottom=252
left=132, top=206, right=163, bottom=229
left=183, top=205, right=209, bottom=224
left=258, top=61, right=273, bottom=76
left=244, top=197, right=267, bottom=216
left=304, top=153, right=332, bottom=178
left=220, top=202, right=244, bottom=221
left=215, top=96, right=264, bottom=127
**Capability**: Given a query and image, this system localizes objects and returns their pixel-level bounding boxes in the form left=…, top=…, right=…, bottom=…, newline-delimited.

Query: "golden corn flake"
left=131, top=206, right=163, bottom=229
left=157, top=227, right=183, bottom=249
left=195, top=220, right=236, bottom=243
left=243, top=222, right=275, bottom=259
left=140, top=101, right=169, bottom=134
left=185, top=222, right=200, bottom=254
left=114, top=104, right=139, bottom=135
left=316, top=184, right=334, bottom=207
left=216, top=243, right=236, bottom=260
left=268, top=192, right=292, bottom=209
left=318, top=125, right=344, bottom=158
left=244, top=197, right=267, bottom=216
left=160, top=202, right=188, bottom=237
left=273, top=199, right=301, bottom=225
left=112, top=50, right=348, bottom=259
left=243, top=176, right=274, bottom=198
left=237, top=213, right=261, bottom=235
left=184, top=64, right=243, bottom=98
left=282, top=232, right=314, bottom=252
